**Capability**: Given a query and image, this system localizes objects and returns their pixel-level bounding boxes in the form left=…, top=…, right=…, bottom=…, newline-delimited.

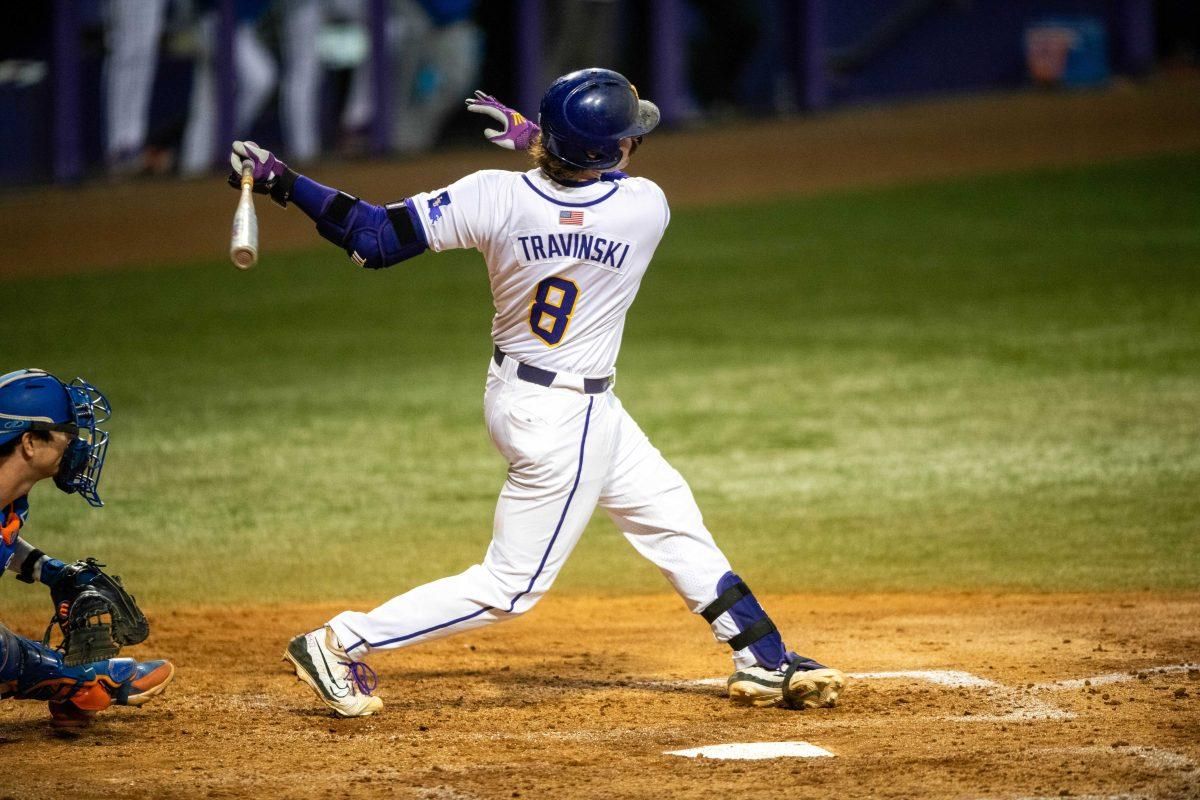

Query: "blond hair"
left=529, top=135, right=593, bottom=185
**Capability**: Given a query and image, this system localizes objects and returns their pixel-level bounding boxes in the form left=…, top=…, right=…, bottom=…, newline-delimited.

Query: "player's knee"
left=472, top=563, right=551, bottom=617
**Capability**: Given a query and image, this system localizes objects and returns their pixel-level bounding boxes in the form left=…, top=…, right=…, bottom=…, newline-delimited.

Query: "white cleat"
left=284, top=626, right=383, bottom=718
left=727, top=659, right=845, bottom=709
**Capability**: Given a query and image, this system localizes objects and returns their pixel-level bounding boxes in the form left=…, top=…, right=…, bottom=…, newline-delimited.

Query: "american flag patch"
left=559, top=210, right=584, bottom=226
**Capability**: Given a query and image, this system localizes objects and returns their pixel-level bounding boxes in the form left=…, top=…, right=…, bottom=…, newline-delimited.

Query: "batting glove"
left=227, top=140, right=289, bottom=201
left=464, top=91, right=541, bottom=151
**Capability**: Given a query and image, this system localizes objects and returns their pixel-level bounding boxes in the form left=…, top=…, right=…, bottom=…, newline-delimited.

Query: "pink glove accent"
left=464, top=91, right=541, bottom=151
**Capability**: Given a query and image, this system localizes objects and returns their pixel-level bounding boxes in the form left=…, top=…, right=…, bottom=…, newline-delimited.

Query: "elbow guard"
left=315, top=193, right=428, bottom=270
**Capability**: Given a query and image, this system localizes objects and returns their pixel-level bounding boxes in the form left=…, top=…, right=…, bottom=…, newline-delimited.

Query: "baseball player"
left=1, top=370, right=174, bottom=727
left=231, top=68, right=845, bottom=717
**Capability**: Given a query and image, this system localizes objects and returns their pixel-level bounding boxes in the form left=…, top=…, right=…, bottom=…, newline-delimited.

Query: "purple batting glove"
left=227, top=140, right=288, bottom=196
left=464, top=91, right=541, bottom=151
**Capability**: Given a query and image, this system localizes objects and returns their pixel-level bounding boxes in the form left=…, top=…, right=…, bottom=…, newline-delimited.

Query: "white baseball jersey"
left=408, top=169, right=671, bottom=377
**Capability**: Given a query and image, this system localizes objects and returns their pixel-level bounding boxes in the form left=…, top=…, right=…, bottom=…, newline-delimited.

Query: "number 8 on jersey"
left=529, top=276, right=579, bottom=346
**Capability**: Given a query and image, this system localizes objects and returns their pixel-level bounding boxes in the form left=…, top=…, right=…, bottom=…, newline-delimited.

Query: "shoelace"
left=340, top=660, right=378, bottom=695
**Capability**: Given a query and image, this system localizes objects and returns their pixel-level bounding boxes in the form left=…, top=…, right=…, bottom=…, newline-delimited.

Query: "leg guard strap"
left=700, top=580, right=750, bottom=623
left=702, top=572, right=788, bottom=670
left=727, top=617, right=778, bottom=652
left=780, top=656, right=804, bottom=708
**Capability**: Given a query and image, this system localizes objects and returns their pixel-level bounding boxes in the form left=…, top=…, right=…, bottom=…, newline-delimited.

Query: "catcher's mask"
left=539, top=68, right=660, bottom=170
left=0, top=369, right=111, bottom=507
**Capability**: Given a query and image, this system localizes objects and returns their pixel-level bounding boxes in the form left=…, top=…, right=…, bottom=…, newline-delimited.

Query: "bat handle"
left=240, top=160, right=254, bottom=190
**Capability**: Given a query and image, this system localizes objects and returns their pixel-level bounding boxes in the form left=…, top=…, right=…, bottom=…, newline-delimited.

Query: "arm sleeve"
left=285, top=171, right=429, bottom=269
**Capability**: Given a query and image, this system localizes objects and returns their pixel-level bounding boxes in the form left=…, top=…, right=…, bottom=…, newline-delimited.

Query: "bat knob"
left=231, top=246, right=257, bottom=270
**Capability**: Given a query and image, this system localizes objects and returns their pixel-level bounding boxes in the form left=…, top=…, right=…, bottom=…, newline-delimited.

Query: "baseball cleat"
left=113, top=659, right=175, bottom=707
left=727, top=655, right=845, bottom=709
left=46, top=658, right=174, bottom=727
left=284, top=626, right=383, bottom=718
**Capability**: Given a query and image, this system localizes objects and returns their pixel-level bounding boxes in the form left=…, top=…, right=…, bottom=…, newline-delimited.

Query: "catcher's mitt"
left=43, top=558, right=149, bottom=666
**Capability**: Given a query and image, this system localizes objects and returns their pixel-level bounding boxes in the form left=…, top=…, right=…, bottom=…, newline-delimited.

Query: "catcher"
left=0, top=369, right=174, bottom=727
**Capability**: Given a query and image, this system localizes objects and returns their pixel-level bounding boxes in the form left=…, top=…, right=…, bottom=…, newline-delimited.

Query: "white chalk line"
left=660, top=663, right=1194, bottom=723
left=673, top=663, right=1194, bottom=691
left=1030, top=663, right=1196, bottom=692
left=849, top=669, right=996, bottom=687
left=669, top=671, right=996, bottom=689
left=839, top=671, right=1075, bottom=719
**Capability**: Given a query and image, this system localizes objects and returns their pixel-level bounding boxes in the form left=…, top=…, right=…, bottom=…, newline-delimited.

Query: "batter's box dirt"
left=0, top=593, right=1197, bottom=799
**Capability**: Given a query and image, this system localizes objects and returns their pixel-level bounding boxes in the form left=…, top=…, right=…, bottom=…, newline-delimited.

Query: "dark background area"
left=1, top=0, right=1196, bottom=187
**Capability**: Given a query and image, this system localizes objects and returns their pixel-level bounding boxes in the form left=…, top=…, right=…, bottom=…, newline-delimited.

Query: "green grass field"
left=5, top=154, right=1199, bottom=610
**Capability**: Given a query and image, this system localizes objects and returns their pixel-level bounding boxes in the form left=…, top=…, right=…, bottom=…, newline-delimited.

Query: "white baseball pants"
left=329, top=356, right=754, bottom=666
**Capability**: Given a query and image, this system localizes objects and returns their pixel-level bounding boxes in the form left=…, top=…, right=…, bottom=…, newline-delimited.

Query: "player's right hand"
left=227, top=140, right=287, bottom=195
left=464, top=91, right=541, bottom=151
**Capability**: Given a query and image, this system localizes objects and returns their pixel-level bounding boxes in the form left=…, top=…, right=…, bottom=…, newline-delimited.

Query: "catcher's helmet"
left=0, top=369, right=111, bottom=507
left=539, top=68, right=660, bottom=170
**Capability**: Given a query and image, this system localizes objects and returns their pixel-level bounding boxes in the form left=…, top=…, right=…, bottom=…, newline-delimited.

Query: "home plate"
left=665, top=741, right=834, bottom=760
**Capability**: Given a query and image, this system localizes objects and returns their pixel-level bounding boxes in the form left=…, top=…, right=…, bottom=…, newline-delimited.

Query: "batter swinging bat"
left=230, top=160, right=258, bottom=270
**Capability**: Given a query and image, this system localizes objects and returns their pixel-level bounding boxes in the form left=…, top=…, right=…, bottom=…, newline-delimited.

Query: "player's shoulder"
left=460, top=168, right=527, bottom=187
left=438, top=169, right=526, bottom=198
left=613, top=175, right=670, bottom=229
left=609, top=174, right=667, bottom=201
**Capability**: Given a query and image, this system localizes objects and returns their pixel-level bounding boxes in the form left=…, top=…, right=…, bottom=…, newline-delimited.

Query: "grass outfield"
left=4, top=154, right=1198, bottom=610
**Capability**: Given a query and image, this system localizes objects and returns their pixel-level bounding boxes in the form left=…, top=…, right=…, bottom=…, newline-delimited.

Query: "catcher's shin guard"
left=1, top=625, right=172, bottom=711
left=48, top=660, right=175, bottom=729
left=1, top=626, right=115, bottom=708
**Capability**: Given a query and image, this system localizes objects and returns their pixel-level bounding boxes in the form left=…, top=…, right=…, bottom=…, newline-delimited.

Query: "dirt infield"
left=2, top=73, right=1199, bottom=280
left=1, top=593, right=1196, bottom=799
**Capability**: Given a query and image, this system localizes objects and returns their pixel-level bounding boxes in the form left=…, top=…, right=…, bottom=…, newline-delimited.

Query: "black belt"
left=493, top=346, right=612, bottom=394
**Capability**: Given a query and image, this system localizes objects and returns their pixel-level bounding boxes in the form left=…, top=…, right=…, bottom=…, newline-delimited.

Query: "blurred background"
left=0, top=0, right=1195, bottom=185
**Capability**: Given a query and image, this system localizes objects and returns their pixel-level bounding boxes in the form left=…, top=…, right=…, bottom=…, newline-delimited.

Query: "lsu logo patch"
left=428, top=191, right=451, bottom=223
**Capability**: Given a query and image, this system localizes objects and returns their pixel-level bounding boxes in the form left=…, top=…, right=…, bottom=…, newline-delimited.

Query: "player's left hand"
left=465, top=91, right=540, bottom=151
left=46, top=558, right=150, bottom=664
left=227, top=140, right=288, bottom=195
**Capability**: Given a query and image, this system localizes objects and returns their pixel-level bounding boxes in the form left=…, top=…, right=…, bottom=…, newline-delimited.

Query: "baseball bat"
left=230, top=160, right=259, bottom=270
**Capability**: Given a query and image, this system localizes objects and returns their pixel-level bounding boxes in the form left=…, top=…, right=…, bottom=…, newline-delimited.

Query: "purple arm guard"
left=291, top=175, right=427, bottom=269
